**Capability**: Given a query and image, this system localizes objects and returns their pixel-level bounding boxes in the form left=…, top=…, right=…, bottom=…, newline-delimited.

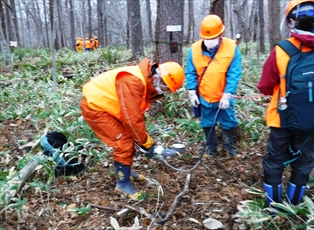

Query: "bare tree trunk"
left=43, top=0, right=50, bottom=48
left=0, top=17, right=12, bottom=65
left=69, top=0, right=75, bottom=50
left=5, top=3, right=12, bottom=41
left=145, top=0, right=153, bottom=44
left=88, top=0, right=92, bottom=38
left=155, top=0, right=184, bottom=65
left=35, top=1, right=44, bottom=47
left=268, top=0, right=281, bottom=49
left=210, top=0, right=225, bottom=22
left=258, top=0, right=265, bottom=53
left=10, top=0, right=19, bottom=44
left=186, top=0, right=194, bottom=44
left=50, top=0, right=57, bottom=88
left=57, top=0, right=65, bottom=48
left=127, top=0, right=144, bottom=58
left=97, top=0, right=102, bottom=46
left=0, top=1, right=6, bottom=41
left=17, top=0, right=25, bottom=47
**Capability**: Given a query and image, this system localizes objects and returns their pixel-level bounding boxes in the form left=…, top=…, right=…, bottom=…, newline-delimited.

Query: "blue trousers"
left=199, top=102, right=238, bottom=130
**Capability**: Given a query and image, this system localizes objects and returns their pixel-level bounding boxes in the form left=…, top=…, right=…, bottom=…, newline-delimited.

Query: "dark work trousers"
left=263, top=127, right=314, bottom=185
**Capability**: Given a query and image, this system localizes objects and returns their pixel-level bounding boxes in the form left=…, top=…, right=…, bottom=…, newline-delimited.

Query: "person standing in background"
left=185, top=14, right=242, bottom=159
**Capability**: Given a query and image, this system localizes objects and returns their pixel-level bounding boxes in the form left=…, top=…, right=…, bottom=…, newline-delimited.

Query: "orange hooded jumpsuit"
left=80, top=58, right=163, bottom=166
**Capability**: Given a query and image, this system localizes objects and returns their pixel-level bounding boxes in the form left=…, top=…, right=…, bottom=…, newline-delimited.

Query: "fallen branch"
left=0, top=151, right=43, bottom=210
left=125, top=174, right=192, bottom=226
left=155, top=173, right=191, bottom=225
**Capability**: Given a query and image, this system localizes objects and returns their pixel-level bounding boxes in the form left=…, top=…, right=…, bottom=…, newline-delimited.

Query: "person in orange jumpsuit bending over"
left=80, top=58, right=185, bottom=200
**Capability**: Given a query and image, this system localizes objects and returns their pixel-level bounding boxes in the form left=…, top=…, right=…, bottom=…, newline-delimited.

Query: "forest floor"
left=1, top=117, right=313, bottom=230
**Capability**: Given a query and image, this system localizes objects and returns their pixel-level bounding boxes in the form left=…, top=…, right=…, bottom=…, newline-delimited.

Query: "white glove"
left=219, top=93, right=232, bottom=110
left=188, top=90, right=200, bottom=107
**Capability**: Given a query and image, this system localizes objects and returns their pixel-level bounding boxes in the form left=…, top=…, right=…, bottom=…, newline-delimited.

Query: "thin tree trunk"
left=258, top=0, right=265, bottom=53
left=186, top=0, right=194, bottom=44
left=127, top=0, right=144, bottom=58
left=69, top=0, right=75, bottom=50
left=97, top=0, right=103, bottom=47
left=0, top=17, right=12, bottom=65
left=88, top=0, right=92, bottom=38
left=43, top=0, right=50, bottom=47
left=10, top=0, right=19, bottom=43
left=145, top=0, right=153, bottom=44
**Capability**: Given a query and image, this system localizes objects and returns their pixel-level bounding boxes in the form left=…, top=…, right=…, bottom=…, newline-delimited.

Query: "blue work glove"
left=140, top=143, right=156, bottom=159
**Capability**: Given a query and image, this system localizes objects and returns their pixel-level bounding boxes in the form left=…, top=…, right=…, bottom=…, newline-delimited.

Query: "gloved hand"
left=140, top=134, right=155, bottom=159
left=219, top=93, right=232, bottom=110
left=141, top=143, right=156, bottom=159
left=188, top=90, right=200, bottom=107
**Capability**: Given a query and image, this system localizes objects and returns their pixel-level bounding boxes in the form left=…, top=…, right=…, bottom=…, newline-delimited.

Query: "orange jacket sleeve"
left=116, top=73, right=148, bottom=145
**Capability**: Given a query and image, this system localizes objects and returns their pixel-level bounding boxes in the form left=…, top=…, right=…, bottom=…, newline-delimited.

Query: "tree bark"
left=88, top=0, right=92, bottom=38
left=258, top=0, right=265, bottom=53
left=69, top=0, right=75, bottom=50
left=210, top=0, right=225, bottom=22
left=268, top=0, right=281, bottom=50
left=155, top=0, right=184, bottom=65
left=186, top=0, right=194, bottom=44
left=127, top=0, right=144, bottom=58
left=145, top=0, right=153, bottom=44
left=0, top=17, right=11, bottom=65
left=43, top=0, right=50, bottom=48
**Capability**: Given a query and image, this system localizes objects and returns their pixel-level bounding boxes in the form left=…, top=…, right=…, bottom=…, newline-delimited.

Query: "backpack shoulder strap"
left=276, top=40, right=300, bottom=57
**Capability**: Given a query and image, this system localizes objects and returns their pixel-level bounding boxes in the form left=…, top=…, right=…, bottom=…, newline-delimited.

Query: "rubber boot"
left=203, top=126, right=217, bottom=158
left=130, top=171, right=145, bottom=181
left=286, top=182, right=306, bottom=205
left=222, top=129, right=239, bottom=157
left=263, top=183, right=282, bottom=207
left=114, top=161, right=142, bottom=200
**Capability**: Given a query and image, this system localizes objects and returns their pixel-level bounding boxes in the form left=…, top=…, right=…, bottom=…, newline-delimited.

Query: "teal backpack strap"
left=283, top=134, right=314, bottom=167
left=276, top=40, right=300, bottom=57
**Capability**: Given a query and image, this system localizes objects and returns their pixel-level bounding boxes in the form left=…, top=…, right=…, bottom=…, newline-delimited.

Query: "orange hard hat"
left=200, top=15, right=225, bottom=39
left=158, top=62, right=185, bottom=93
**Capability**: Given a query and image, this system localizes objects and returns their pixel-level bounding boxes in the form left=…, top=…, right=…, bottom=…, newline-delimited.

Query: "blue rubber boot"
left=114, top=162, right=142, bottom=200
left=130, top=171, right=145, bottom=181
left=203, top=127, right=217, bottom=158
left=286, top=182, right=306, bottom=205
left=263, top=183, right=282, bottom=207
left=222, top=129, right=240, bottom=158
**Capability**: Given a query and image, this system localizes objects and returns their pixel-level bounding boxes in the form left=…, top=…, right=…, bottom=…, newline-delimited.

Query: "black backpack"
left=276, top=40, right=314, bottom=135
left=41, top=132, right=85, bottom=176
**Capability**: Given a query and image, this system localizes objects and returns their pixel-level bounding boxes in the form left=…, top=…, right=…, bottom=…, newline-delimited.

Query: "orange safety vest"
left=82, top=66, right=149, bottom=120
left=84, top=40, right=91, bottom=48
left=265, top=37, right=312, bottom=128
left=192, top=37, right=236, bottom=103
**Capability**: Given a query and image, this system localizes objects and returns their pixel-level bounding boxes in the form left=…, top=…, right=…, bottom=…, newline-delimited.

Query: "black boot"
left=222, top=129, right=239, bottom=157
left=203, top=127, right=217, bottom=158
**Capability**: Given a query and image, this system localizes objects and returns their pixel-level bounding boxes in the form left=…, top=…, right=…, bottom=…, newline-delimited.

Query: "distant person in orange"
left=76, top=37, right=83, bottom=53
left=84, top=37, right=91, bottom=52
left=90, top=38, right=95, bottom=51
left=94, top=36, right=99, bottom=49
